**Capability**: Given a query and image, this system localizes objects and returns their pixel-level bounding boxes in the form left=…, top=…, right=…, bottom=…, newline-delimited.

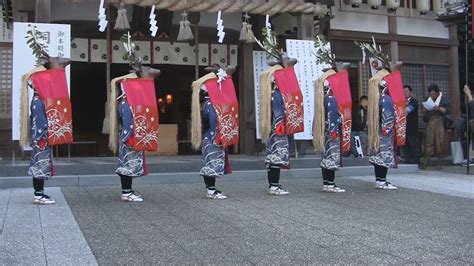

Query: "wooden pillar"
left=388, top=16, right=398, bottom=61
left=35, top=0, right=51, bottom=23
left=297, top=14, right=314, bottom=40
left=238, top=42, right=256, bottom=155
left=449, top=25, right=460, bottom=119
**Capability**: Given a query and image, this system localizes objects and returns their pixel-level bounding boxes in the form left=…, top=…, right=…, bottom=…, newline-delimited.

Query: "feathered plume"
left=354, top=36, right=390, bottom=68
left=25, top=25, right=50, bottom=66
left=254, top=26, right=283, bottom=61
left=120, top=32, right=142, bottom=67
left=314, top=34, right=335, bottom=68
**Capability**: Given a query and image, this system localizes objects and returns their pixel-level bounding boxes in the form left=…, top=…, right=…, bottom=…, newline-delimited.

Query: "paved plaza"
left=0, top=171, right=473, bottom=265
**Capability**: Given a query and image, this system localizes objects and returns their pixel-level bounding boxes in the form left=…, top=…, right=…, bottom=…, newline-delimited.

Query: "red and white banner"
left=384, top=70, right=406, bottom=146
left=122, top=78, right=159, bottom=151
left=31, top=68, right=73, bottom=146
left=205, top=76, right=240, bottom=148
left=326, top=70, right=353, bottom=153
left=273, top=67, right=305, bottom=135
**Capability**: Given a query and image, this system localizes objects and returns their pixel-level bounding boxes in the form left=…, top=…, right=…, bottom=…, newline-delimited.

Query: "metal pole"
left=465, top=12, right=470, bottom=174
left=194, top=25, right=199, bottom=80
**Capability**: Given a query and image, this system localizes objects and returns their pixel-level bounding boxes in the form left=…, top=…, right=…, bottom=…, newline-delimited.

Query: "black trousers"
left=119, top=175, right=133, bottom=190
left=203, top=176, right=216, bottom=188
left=374, top=164, right=388, bottom=181
left=403, top=135, right=420, bottom=164
left=33, top=178, right=44, bottom=195
left=321, top=167, right=335, bottom=185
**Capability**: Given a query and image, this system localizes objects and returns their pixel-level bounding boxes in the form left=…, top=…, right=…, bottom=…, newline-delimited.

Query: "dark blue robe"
left=320, top=95, right=342, bottom=170
left=28, top=94, right=54, bottom=179
left=200, top=96, right=230, bottom=178
left=116, top=98, right=146, bottom=177
left=265, top=84, right=290, bottom=168
left=369, top=94, right=396, bottom=168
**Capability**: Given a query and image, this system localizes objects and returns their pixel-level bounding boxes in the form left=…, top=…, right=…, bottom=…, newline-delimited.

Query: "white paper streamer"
left=98, top=0, right=108, bottom=32
left=149, top=5, right=158, bottom=37
left=265, top=14, right=271, bottom=31
left=216, top=10, right=225, bottom=43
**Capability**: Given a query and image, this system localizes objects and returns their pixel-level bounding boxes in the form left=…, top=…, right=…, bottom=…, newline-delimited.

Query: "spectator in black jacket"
left=459, top=85, right=474, bottom=165
left=351, top=95, right=368, bottom=157
left=402, top=85, right=420, bottom=164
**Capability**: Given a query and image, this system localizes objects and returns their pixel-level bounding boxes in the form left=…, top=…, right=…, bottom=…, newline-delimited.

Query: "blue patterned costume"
left=320, top=95, right=342, bottom=170
left=369, top=94, right=396, bottom=168
left=28, top=94, right=54, bottom=180
left=200, top=96, right=229, bottom=178
left=116, top=98, right=146, bottom=177
left=265, top=84, right=290, bottom=168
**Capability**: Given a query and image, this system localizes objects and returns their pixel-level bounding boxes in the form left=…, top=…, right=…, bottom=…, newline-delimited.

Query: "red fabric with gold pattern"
left=205, top=76, right=239, bottom=148
left=384, top=71, right=406, bottom=146
left=122, top=78, right=159, bottom=151
left=273, top=67, right=304, bottom=135
left=326, top=70, right=353, bottom=153
left=30, top=68, right=73, bottom=146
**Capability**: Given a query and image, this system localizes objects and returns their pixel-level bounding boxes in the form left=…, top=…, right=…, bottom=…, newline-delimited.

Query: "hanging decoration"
left=149, top=5, right=158, bottom=37
left=239, top=13, right=255, bottom=43
left=386, top=0, right=400, bottom=12
left=216, top=10, right=225, bottom=43
left=98, top=0, right=108, bottom=32
left=265, top=14, right=271, bottom=32
left=177, top=11, right=194, bottom=41
left=368, top=0, right=382, bottom=9
left=416, top=0, right=430, bottom=15
left=114, top=3, right=130, bottom=31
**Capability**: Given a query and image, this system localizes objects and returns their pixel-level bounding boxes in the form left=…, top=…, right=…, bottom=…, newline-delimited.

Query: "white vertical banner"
left=12, top=22, right=71, bottom=141
left=252, top=51, right=268, bottom=139
left=286, top=39, right=329, bottom=140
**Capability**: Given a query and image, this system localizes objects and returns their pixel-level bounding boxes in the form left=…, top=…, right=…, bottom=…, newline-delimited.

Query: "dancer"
left=20, top=26, right=73, bottom=204
left=256, top=28, right=304, bottom=195
left=108, top=33, right=160, bottom=202
left=356, top=39, right=406, bottom=190
left=313, top=36, right=352, bottom=192
left=191, top=64, right=239, bottom=199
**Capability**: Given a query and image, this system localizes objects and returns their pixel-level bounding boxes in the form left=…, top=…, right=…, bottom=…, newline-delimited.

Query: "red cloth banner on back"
left=31, top=68, right=73, bottom=146
left=273, top=67, right=304, bottom=135
left=326, top=70, right=353, bottom=153
left=205, top=76, right=240, bottom=148
left=384, top=71, right=406, bottom=146
left=122, top=78, right=159, bottom=151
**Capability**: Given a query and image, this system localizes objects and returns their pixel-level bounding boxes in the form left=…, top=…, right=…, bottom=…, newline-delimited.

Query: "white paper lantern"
left=433, top=0, right=445, bottom=12
left=416, top=0, right=431, bottom=14
left=368, top=0, right=382, bottom=9
left=344, top=0, right=362, bottom=8
left=386, top=0, right=400, bottom=12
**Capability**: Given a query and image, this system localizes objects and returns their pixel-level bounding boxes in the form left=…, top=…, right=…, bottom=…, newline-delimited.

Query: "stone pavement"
left=1, top=172, right=472, bottom=265
left=0, top=188, right=96, bottom=265
left=59, top=173, right=473, bottom=264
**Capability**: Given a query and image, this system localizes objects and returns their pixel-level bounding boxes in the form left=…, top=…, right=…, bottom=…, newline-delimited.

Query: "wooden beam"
left=35, top=0, right=51, bottom=23
left=329, top=29, right=458, bottom=47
